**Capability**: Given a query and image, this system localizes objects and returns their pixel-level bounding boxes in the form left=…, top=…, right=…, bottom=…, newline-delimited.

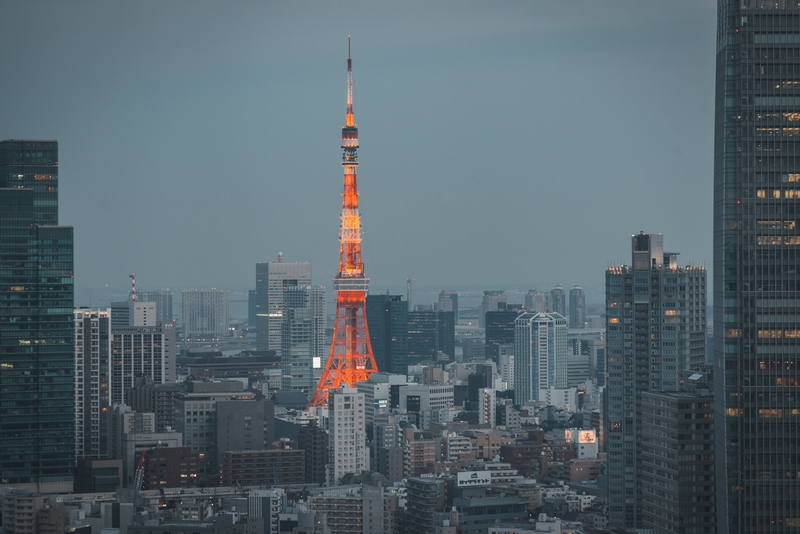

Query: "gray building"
left=215, top=398, right=275, bottom=471
left=713, top=3, right=800, bottom=533
left=110, top=322, right=176, bottom=405
left=605, top=232, right=706, bottom=528
left=550, top=284, right=566, bottom=316
left=137, top=290, right=174, bottom=325
left=255, top=259, right=312, bottom=354
left=366, top=294, right=408, bottom=374
left=74, top=309, right=111, bottom=461
left=479, top=290, right=507, bottom=328
left=181, top=289, right=229, bottom=341
left=569, top=284, right=585, bottom=329
left=281, top=285, right=326, bottom=392
left=437, top=290, right=459, bottom=323
left=641, top=372, right=715, bottom=534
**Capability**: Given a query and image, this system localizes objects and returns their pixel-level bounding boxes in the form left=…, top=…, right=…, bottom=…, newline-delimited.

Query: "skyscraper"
left=281, top=285, right=325, bottom=393
left=255, top=259, right=312, bottom=354
left=513, top=312, right=567, bottom=405
left=437, top=290, right=459, bottom=323
left=181, top=289, right=229, bottom=341
left=74, top=309, right=111, bottom=461
left=407, top=310, right=455, bottom=363
left=550, top=284, right=566, bottom=316
left=569, top=284, right=585, bottom=329
left=366, top=294, right=408, bottom=374
left=605, top=232, right=706, bottom=528
left=328, top=387, right=366, bottom=485
left=480, top=290, right=507, bottom=327
left=714, top=3, right=800, bottom=532
left=0, top=139, right=75, bottom=493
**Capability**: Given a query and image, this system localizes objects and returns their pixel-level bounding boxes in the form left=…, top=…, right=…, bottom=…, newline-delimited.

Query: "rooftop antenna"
left=129, top=273, right=137, bottom=302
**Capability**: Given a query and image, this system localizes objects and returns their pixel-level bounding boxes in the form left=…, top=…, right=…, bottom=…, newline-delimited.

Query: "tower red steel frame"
left=307, top=38, right=378, bottom=408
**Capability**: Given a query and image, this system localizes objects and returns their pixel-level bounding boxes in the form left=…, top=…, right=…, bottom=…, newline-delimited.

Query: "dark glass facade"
left=714, top=3, right=800, bottom=532
left=0, top=140, right=74, bottom=491
left=407, top=310, right=455, bottom=363
left=366, top=294, right=408, bottom=374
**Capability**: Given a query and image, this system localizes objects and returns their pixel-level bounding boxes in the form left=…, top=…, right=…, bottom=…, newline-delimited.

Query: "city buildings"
left=605, top=232, right=706, bottom=528
left=181, top=289, right=229, bottom=341
left=366, top=294, right=408, bottom=374
left=0, top=139, right=75, bottom=493
left=514, top=312, right=568, bottom=405
left=407, top=309, right=455, bottom=363
left=568, top=284, right=585, bottom=329
left=137, top=290, right=174, bottom=325
left=328, top=387, right=366, bottom=485
left=281, top=285, right=326, bottom=392
left=550, top=285, right=566, bottom=316
left=437, top=290, right=459, bottom=323
left=713, top=3, right=800, bottom=532
left=74, top=309, right=111, bottom=460
left=255, top=259, right=312, bottom=354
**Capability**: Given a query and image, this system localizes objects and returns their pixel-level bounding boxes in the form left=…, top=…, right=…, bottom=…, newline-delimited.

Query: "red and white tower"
left=307, top=38, right=379, bottom=408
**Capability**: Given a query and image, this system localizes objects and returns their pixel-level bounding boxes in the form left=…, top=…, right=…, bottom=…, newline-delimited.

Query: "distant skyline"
left=0, top=1, right=716, bottom=306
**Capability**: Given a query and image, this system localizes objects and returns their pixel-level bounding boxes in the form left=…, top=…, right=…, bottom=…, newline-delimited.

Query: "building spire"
left=346, top=36, right=354, bottom=127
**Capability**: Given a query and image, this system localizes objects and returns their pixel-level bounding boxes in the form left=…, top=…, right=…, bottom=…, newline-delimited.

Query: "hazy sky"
left=0, top=1, right=716, bottom=308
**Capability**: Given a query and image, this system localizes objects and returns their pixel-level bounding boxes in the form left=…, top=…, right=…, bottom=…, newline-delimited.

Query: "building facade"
left=551, top=285, right=566, bottom=316
left=74, top=309, right=111, bottom=460
left=514, top=312, right=568, bottom=405
left=407, top=310, right=455, bottom=363
left=569, top=284, right=585, bottom=329
left=137, top=290, right=174, bottom=326
left=281, top=285, right=325, bottom=392
left=366, top=294, right=408, bottom=374
left=713, top=3, right=800, bottom=533
left=110, top=323, right=175, bottom=405
left=437, top=290, right=459, bottom=323
left=605, top=232, right=706, bottom=528
left=255, top=260, right=312, bottom=354
left=0, top=139, right=75, bottom=493
left=181, top=289, right=229, bottom=341
left=328, top=387, right=366, bottom=485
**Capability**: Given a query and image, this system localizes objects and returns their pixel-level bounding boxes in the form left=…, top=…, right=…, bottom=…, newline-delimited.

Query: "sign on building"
left=457, top=470, right=492, bottom=487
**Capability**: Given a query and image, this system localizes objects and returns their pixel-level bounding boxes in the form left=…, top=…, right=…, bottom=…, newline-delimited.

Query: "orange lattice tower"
left=307, top=38, right=379, bottom=408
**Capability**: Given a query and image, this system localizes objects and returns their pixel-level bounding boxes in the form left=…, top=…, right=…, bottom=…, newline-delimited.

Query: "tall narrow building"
left=366, top=294, right=408, bottom=374
left=605, top=232, right=706, bottom=528
left=181, top=289, right=229, bottom=341
left=0, top=139, right=75, bottom=493
left=569, top=284, right=585, bottom=329
left=255, top=259, right=312, bottom=354
left=513, top=312, right=568, bottom=405
left=281, top=285, right=325, bottom=393
left=328, top=387, right=366, bottom=485
left=550, top=284, right=566, bottom=316
left=714, top=3, right=800, bottom=532
left=74, top=309, right=112, bottom=461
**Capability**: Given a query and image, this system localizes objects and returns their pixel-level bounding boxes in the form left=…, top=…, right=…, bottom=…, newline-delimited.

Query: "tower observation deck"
left=307, top=38, right=379, bottom=408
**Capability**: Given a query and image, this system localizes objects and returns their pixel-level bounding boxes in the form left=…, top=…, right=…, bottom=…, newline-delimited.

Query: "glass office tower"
left=0, top=140, right=74, bottom=492
left=714, top=3, right=800, bottom=532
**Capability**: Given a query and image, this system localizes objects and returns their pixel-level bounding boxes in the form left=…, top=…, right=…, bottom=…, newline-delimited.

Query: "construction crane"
left=133, top=450, right=146, bottom=497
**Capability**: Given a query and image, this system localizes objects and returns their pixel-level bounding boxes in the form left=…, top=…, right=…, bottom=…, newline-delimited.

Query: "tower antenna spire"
left=308, top=39, right=378, bottom=408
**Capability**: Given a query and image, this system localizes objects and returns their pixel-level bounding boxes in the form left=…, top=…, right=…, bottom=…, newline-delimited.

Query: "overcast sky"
left=0, top=1, right=716, bottom=309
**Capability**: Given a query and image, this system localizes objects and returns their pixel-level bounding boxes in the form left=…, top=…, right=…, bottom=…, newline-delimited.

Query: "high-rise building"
left=550, top=284, right=566, bottom=316
left=407, top=310, right=455, bottom=363
left=437, top=290, right=459, bottom=323
left=110, top=321, right=176, bottom=405
left=255, top=259, right=312, bottom=354
left=181, top=289, right=229, bottom=341
left=714, top=4, right=800, bottom=533
left=0, top=139, right=74, bottom=493
left=478, top=388, right=497, bottom=428
left=569, top=284, right=586, bottom=329
left=281, top=285, right=326, bottom=392
left=137, top=290, right=174, bottom=325
left=485, top=305, right=522, bottom=361
left=524, top=290, right=551, bottom=313
left=480, top=290, right=507, bottom=327
left=513, top=312, right=567, bottom=405
left=110, top=300, right=156, bottom=328
left=366, top=294, right=408, bottom=374
left=74, top=309, right=111, bottom=461
left=297, top=421, right=327, bottom=485
left=605, top=232, right=706, bottom=528
left=328, top=387, right=366, bottom=485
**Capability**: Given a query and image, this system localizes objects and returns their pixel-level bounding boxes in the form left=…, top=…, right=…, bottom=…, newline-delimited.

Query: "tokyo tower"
left=307, top=38, right=379, bottom=408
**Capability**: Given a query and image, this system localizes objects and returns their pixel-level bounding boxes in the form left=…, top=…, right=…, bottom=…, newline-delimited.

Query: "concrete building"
left=514, top=312, right=568, bottom=405
left=328, top=387, right=366, bottom=485
left=249, top=489, right=287, bottom=534
left=110, top=301, right=156, bottom=328
left=298, top=422, right=327, bottom=485
left=107, top=404, right=155, bottom=461
left=74, top=309, right=111, bottom=460
left=142, top=447, right=200, bottom=490
left=478, top=388, right=496, bottom=428
left=215, top=398, right=275, bottom=471
left=355, top=373, right=407, bottom=425
left=550, top=285, right=566, bottom=316
left=137, top=290, right=173, bottom=326
left=281, top=285, right=325, bottom=391
left=121, top=430, right=183, bottom=486
left=110, top=321, right=176, bottom=405
left=605, top=232, right=706, bottom=528
left=255, top=259, right=312, bottom=354
left=641, top=373, right=715, bottom=534
left=220, top=448, right=305, bottom=487
left=181, top=289, right=229, bottom=341
left=404, top=477, right=448, bottom=534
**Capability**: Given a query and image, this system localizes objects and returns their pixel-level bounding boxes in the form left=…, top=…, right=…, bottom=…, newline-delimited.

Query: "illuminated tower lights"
left=307, top=38, right=379, bottom=408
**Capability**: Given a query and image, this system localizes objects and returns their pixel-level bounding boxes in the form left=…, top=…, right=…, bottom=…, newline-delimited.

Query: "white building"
left=563, top=428, right=599, bottom=459
left=110, top=321, right=176, bottom=405
left=478, top=388, right=497, bottom=428
left=355, top=373, right=407, bottom=425
left=538, top=387, right=579, bottom=413
left=514, top=312, right=567, bottom=405
left=328, top=387, right=366, bottom=485
left=74, top=309, right=112, bottom=460
left=497, top=344, right=514, bottom=390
